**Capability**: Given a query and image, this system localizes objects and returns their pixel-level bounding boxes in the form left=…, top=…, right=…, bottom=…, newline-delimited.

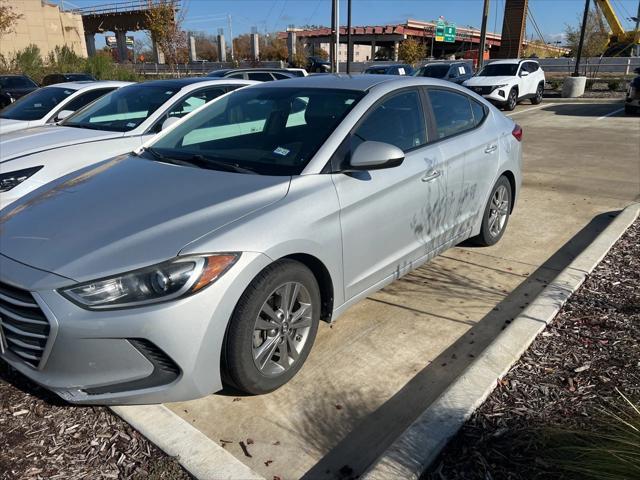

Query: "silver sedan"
left=0, top=74, right=522, bottom=404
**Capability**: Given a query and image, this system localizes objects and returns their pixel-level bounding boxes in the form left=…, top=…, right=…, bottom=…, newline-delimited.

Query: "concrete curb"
left=542, top=96, right=624, bottom=103
left=362, top=202, right=640, bottom=480
left=111, top=404, right=264, bottom=480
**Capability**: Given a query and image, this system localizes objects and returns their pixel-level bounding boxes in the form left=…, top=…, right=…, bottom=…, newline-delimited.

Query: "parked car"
left=463, top=59, right=545, bottom=111
left=41, top=73, right=97, bottom=86
left=624, top=67, right=640, bottom=115
left=363, top=64, right=414, bottom=75
left=307, top=56, right=331, bottom=73
left=0, top=74, right=39, bottom=108
left=0, top=78, right=256, bottom=209
left=0, top=81, right=130, bottom=134
left=413, top=61, right=473, bottom=84
left=0, top=75, right=522, bottom=404
left=207, top=68, right=298, bottom=81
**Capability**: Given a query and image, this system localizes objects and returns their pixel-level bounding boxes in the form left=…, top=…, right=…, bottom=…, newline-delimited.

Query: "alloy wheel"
left=509, top=90, right=517, bottom=109
left=252, top=282, right=313, bottom=377
left=488, top=185, right=509, bottom=237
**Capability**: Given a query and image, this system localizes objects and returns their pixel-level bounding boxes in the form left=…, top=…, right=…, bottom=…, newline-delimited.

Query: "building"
left=0, top=0, right=87, bottom=59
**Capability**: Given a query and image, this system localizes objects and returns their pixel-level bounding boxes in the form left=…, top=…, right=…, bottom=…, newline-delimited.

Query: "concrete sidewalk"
left=148, top=101, right=639, bottom=479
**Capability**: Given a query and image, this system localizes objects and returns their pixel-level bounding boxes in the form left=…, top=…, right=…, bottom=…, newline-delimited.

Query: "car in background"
left=0, top=81, right=131, bottom=133
left=41, top=73, right=97, bottom=86
left=413, top=61, right=473, bottom=84
left=307, top=56, right=331, bottom=73
left=0, top=78, right=255, bottom=209
left=207, top=68, right=300, bottom=81
left=0, top=75, right=521, bottom=404
left=363, top=64, right=414, bottom=75
left=463, top=59, right=545, bottom=111
left=0, top=74, right=39, bottom=108
left=624, top=67, right=640, bottom=115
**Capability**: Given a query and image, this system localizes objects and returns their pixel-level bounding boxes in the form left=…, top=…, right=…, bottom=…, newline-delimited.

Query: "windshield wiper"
left=144, top=148, right=257, bottom=174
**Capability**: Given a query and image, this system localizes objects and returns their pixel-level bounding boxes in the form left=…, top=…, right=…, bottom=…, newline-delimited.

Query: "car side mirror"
left=56, top=109, right=74, bottom=122
left=346, top=141, right=404, bottom=172
left=161, top=116, right=181, bottom=131
left=520, top=70, right=530, bottom=77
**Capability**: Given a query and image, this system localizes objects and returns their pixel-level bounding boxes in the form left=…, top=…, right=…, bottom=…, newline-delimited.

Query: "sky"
left=57, top=0, right=640, bottom=44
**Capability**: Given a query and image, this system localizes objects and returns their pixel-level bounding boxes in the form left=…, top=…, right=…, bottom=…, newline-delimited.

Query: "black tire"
left=531, top=82, right=544, bottom=104
left=504, top=88, right=518, bottom=111
left=472, top=175, right=513, bottom=246
left=222, top=259, right=321, bottom=394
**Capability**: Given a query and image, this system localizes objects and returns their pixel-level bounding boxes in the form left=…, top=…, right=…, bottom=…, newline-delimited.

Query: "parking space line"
left=597, top=107, right=624, bottom=120
left=506, top=104, right=547, bottom=116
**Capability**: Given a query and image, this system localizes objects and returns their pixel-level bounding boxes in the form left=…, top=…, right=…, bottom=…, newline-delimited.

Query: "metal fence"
left=534, top=57, right=640, bottom=75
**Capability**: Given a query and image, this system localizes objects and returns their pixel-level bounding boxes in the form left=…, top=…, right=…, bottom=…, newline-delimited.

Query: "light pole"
left=478, top=0, right=490, bottom=70
left=574, top=0, right=590, bottom=77
left=346, top=0, right=352, bottom=74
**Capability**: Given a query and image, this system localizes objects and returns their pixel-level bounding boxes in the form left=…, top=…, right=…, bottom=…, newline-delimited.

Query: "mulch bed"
left=425, top=216, right=640, bottom=480
left=0, top=363, right=190, bottom=479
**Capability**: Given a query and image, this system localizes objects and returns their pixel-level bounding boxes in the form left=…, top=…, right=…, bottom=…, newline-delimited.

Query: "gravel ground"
left=0, top=363, right=190, bottom=479
left=425, top=216, right=640, bottom=480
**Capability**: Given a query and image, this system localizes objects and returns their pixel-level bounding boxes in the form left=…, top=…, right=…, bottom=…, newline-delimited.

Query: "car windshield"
left=415, top=64, right=450, bottom=78
left=365, top=67, right=389, bottom=74
left=0, top=86, right=75, bottom=121
left=0, top=76, right=37, bottom=89
left=63, top=85, right=179, bottom=132
left=147, top=87, right=365, bottom=176
left=478, top=63, right=518, bottom=76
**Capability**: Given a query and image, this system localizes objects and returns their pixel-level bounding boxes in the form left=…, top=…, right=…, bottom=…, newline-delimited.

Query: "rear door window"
left=427, top=89, right=478, bottom=139
left=247, top=72, right=274, bottom=82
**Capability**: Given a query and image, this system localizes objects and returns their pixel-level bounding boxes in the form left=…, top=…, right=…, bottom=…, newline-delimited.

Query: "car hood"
left=0, top=118, right=29, bottom=134
left=0, top=125, right=122, bottom=162
left=464, top=76, right=515, bottom=86
left=0, top=156, right=291, bottom=282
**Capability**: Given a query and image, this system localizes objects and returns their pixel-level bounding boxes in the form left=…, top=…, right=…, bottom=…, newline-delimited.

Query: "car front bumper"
left=467, top=85, right=511, bottom=104
left=0, top=251, right=272, bottom=405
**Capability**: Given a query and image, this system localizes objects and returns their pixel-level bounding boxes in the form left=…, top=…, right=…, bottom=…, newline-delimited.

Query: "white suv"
left=463, top=59, right=545, bottom=111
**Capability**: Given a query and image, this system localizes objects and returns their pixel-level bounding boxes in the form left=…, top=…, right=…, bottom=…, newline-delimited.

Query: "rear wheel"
left=531, top=83, right=544, bottom=104
left=222, top=259, right=320, bottom=394
left=472, top=176, right=512, bottom=246
left=504, top=88, right=518, bottom=111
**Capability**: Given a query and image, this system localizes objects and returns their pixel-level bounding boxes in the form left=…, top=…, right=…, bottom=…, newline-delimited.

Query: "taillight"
left=512, top=124, right=523, bottom=142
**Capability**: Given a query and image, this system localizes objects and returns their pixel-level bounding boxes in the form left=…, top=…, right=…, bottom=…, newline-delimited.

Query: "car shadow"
left=297, top=210, right=619, bottom=480
left=537, top=102, right=625, bottom=117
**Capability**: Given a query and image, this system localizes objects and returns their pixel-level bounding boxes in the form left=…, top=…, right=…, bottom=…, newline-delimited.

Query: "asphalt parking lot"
left=165, top=100, right=640, bottom=480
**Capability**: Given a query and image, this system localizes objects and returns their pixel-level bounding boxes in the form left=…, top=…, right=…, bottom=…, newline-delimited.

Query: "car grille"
left=471, top=86, right=495, bottom=95
left=0, top=282, right=50, bottom=368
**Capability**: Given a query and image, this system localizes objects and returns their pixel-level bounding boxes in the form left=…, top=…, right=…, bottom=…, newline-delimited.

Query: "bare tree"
left=564, top=8, right=609, bottom=58
left=145, top=0, right=187, bottom=69
left=0, top=0, right=22, bottom=39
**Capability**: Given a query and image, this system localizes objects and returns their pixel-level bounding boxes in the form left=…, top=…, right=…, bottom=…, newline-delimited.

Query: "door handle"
left=484, top=144, right=498, bottom=154
left=421, top=170, right=441, bottom=182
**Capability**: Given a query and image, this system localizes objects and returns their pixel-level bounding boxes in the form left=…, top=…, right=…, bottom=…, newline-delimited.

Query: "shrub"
left=13, top=44, right=43, bottom=79
left=607, top=79, right=621, bottom=91
left=548, top=78, right=562, bottom=90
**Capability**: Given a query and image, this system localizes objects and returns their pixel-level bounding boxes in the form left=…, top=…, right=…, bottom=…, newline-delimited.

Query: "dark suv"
left=413, top=61, right=473, bottom=84
left=363, top=64, right=414, bottom=75
left=0, top=74, right=39, bottom=108
left=41, top=73, right=97, bottom=86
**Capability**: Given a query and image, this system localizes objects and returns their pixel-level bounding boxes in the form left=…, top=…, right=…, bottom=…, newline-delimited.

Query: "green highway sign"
left=435, top=20, right=456, bottom=43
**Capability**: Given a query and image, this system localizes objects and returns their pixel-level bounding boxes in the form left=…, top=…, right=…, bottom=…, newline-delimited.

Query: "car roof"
left=46, top=80, right=132, bottom=90
left=489, top=59, right=537, bottom=65
left=248, top=73, right=415, bottom=91
left=423, top=61, right=467, bottom=65
left=139, top=77, right=232, bottom=88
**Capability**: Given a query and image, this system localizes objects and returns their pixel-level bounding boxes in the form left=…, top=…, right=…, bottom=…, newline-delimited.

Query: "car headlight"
left=492, top=84, right=508, bottom=91
left=0, top=166, right=43, bottom=192
left=60, top=254, right=239, bottom=310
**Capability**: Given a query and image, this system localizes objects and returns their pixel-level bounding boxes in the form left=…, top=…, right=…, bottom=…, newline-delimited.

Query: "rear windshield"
left=63, top=85, right=179, bottom=132
left=415, top=64, right=450, bottom=78
left=0, top=86, right=75, bottom=121
left=148, top=87, right=365, bottom=176
left=0, top=76, right=37, bottom=89
left=478, top=63, right=518, bottom=76
left=365, top=67, right=389, bottom=75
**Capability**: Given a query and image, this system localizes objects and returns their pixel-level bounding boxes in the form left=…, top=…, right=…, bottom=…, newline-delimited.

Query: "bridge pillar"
left=85, top=33, right=96, bottom=57
left=115, top=30, right=128, bottom=63
left=250, top=32, right=260, bottom=61
left=153, top=40, right=165, bottom=64
left=188, top=34, right=197, bottom=62
left=393, top=40, right=399, bottom=61
left=287, top=31, right=297, bottom=64
left=217, top=34, right=226, bottom=62
left=370, top=39, right=376, bottom=59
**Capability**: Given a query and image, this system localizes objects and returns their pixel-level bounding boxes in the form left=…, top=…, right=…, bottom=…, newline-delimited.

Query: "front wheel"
left=222, top=259, right=320, bottom=394
left=531, top=83, right=544, bottom=104
left=504, top=88, right=518, bottom=111
left=472, top=176, right=512, bottom=246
